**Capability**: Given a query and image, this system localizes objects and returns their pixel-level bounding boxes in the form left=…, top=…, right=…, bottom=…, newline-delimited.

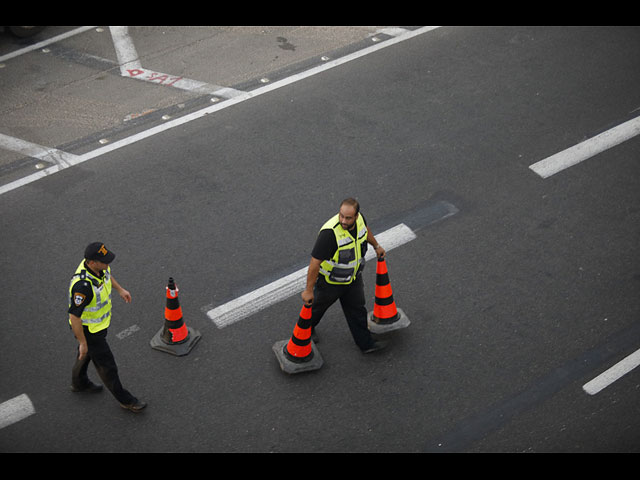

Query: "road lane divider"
left=529, top=116, right=640, bottom=178
left=0, top=394, right=35, bottom=430
left=583, top=347, right=640, bottom=395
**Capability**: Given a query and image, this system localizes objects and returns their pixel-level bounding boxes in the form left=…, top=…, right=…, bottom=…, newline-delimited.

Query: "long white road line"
left=530, top=116, right=640, bottom=178
left=0, top=26, right=97, bottom=63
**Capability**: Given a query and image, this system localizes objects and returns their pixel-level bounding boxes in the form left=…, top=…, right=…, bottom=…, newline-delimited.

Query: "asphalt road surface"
left=1, top=26, right=639, bottom=453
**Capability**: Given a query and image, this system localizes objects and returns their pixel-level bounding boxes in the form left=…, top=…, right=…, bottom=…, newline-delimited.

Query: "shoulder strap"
left=72, top=269, right=100, bottom=288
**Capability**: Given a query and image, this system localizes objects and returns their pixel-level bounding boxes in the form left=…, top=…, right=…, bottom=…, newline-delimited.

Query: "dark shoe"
left=71, top=382, right=103, bottom=393
left=120, top=399, right=147, bottom=412
left=361, top=340, right=388, bottom=354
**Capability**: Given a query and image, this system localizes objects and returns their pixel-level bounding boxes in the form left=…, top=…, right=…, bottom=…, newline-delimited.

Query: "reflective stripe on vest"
left=68, top=260, right=112, bottom=333
left=319, top=213, right=368, bottom=285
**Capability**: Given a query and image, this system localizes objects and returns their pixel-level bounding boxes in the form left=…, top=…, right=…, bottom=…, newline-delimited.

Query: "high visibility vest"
left=68, top=261, right=112, bottom=333
left=319, top=213, right=368, bottom=285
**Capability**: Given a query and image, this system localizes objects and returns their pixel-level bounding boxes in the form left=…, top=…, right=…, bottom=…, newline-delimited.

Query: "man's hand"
left=118, top=288, right=132, bottom=303
left=301, top=289, right=314, bottom=306
left=302, top=257, right=321, bottom=306
left=111, top=276, right=131, bottom=303
left=78, top=341, right=88, bottom=360
left=69, top=314, right=88, bottom=359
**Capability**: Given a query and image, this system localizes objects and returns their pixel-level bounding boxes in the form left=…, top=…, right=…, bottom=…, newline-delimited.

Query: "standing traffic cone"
left=273, top=303, right=323, bottom=374
left=150, top=277, right=201, bottom=356
left=367, top=257, right=410, bottom=334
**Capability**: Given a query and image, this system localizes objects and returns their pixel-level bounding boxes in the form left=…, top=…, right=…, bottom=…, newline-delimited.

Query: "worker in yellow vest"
left=301, top=198, right=388, bottom=353
left=68, top=242, right=146, bottom=412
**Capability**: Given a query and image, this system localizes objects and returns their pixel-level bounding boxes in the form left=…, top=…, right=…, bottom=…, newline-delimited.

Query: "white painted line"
left=120, top=65, right=245, bottom=98
left=583, top=348, right=640, bottom=395
left=207, top=223, right=417, bottom=328
left=0, top=394, right=35, bottom=430
left=0, top=133, right=80, bottom=168
left=529, top=116, right=640, bottom=178
left=0, top=26, right=441, bottom=197
left=109, top=26, right=142, bottom=73
left=0, top=26, right=97, bottom=63
left=109, top=26, right=245, bottom=98
left=376, top=27, right=411, bottom=37
left=116, top=324, right=140, bottom=340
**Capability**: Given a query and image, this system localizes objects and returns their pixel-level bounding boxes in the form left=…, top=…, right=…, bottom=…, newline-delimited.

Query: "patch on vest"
left=73, top=293, right=86, bottom=306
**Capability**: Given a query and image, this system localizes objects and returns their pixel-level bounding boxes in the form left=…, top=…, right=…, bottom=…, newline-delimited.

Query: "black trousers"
left=72, top=326, right=136, bottom=405
left=311, top=274, right=376, bottom=351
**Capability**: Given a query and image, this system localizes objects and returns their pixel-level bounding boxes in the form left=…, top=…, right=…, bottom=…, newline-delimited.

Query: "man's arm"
left=367, top=227, right=386, bottom=259
left=69, top=313, right=88, bottom=360
left=111, top=275, right=131, bottom=303
left=301, top=257, right=322, bottom=306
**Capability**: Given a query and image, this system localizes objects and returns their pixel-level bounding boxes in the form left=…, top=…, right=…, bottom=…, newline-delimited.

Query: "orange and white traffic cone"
left=367, top=257, right=410, bottom=334
left=150, top=277, right=201, bottom=356
left=273, top=303, right=323, bottom=374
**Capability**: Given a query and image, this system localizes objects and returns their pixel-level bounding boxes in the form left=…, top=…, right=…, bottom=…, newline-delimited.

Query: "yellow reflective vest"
left=68, top=261, right=112, bottom=333
left=319, top=213, right=368, bottom=285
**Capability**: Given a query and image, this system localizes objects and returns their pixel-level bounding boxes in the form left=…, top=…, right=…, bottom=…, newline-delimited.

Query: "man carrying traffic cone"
left=300, top=198, right=388, bottom=353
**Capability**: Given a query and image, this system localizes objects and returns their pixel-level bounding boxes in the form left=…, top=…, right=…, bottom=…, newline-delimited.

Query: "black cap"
left=84, top=242, right=115, bottom=264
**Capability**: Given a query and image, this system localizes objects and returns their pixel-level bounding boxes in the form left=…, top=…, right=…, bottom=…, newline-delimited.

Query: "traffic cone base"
left=367, top=258, right=410, bottom=333
left=367, top=307, right=410, bottom=334
left=150, top=277, right=201, bottom=356
left=272, top=339, right=323, bottom=374
left=150, top=325, right=201, bottom=356
left=273, top=303, right=323, bottom=374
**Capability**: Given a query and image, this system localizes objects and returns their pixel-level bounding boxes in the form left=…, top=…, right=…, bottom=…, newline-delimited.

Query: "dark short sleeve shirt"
left=69, top=279, right=94, bottom=317
left=311, top=214, right=368, bottom=260
left=68, top=263, right=105, bottom=317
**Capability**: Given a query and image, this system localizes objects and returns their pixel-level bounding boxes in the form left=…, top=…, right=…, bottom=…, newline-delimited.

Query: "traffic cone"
left=273, top=303, right=323, bottom=374
left=150, top=277, right=201, bottom=356
left=367, top=257, right=410, bottom=334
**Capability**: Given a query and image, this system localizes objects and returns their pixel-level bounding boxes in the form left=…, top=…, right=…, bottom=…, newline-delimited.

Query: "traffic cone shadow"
left=367, top=257, right=410, bottom=334
left=273, top=303, right=323, bottom=374
left=150, top=277, right=201, bottom=356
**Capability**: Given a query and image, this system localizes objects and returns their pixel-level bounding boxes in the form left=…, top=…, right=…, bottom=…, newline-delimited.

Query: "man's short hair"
left=340, top=197, right=360, bottom=214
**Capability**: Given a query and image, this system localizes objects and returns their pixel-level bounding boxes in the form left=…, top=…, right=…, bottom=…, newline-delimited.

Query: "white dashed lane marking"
left=583, top=347, right=640, bottom=395
left=529, top=116, right=640, bottom=178
left=0, top=394, right=35, bottom=430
